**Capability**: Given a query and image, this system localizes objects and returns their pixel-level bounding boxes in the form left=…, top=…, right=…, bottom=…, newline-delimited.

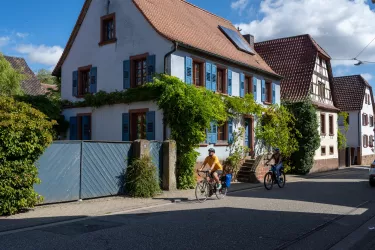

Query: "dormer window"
left=100, top=13, right=117, bottom=46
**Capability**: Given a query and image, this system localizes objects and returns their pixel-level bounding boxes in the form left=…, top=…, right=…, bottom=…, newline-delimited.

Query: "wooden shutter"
left=227, top=70, right=232, bottom=96
left=69, top=117, right=78, bottom=140
left=253, top=77, right=257, bottom=101
left=329, top=115, right=334, bottom=135
left=261, top=79, right=266, bottom=102
left=72, top=71, right=78, bottom=97
left=321, top=114, right=326, bottom=134
left=89, top=67, right=97, bottom=94
left=122, top=113, right=130, bottom=141
left=240, top=73, right=245, bottom=97
left=272, top=83, right=276, bottom=104
left=185, top=57, right=193, bottom=84
left=205, top=62, right=212, bottom=90
left=207, top=122, right=217, bottom=144
left=123, top=60, right=130, bottom=89
left=82, top=116, right=91, bottom=140
left=211, top=64, right=217, bottom=92
left=146, top=55, right=156, bottom=83
left=146, top=111, right=156, bottom=140
left=228, top=120, right=233, bottom=143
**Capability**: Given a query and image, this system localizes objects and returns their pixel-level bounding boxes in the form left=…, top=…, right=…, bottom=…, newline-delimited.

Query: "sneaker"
left=216, top=183, right=222, bottom=190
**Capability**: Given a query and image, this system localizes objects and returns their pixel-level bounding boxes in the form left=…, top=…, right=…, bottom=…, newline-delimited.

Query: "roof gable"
left=53, top=0, right=279, bottom=78
left=4, top=56, right=45, bottom=96
left=333, top=75, right=372, bottom=111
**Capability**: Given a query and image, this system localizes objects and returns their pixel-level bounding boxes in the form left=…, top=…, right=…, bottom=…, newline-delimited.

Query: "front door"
left=244, top=118, right=253, bottom=154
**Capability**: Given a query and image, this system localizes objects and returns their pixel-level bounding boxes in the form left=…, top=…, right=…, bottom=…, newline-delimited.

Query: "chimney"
left=243, top=34, right=254, bottom=49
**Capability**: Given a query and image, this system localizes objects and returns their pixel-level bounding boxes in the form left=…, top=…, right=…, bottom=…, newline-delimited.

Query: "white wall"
left=63, top=102, right=163, bottom=141
left=339, top=111, right=360, bottom=148
left=61, top=0, right=172, bottom=101
left=315, top=110, right=338, bottom=160
left=361, top=87, right=375, bottom=156
left=310, top=56, right=334, bottom=106
left=170, top=50, right=281, bottom=104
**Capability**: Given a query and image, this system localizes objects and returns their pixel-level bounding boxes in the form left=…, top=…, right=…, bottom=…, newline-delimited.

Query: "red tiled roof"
left=53, top=0, right=279, bottom=79
left=255, top=34, right=337, bottom=107
left=333, top=75, right=373, bottom=111
left=4, top=55, right=45, bottom=96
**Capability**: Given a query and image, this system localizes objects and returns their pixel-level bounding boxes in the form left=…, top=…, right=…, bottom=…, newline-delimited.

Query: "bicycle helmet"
left=274, top=148, right=280, bottom=152
left=208, top=148, right=215, bottom=153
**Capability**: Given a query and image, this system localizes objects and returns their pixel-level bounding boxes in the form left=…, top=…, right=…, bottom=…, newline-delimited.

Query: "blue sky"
left=1, top=0, right=375, bottom=89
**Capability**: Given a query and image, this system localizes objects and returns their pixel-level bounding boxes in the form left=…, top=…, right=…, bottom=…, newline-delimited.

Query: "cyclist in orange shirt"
left=198, top=148, right=223, bottom=190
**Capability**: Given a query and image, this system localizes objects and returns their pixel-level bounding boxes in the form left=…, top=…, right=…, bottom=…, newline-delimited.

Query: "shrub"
left=284, top=100, right=320, bottom=175
left=0, top=97, right=55, bottom=215
left=125, top=155, right=161, bottom=198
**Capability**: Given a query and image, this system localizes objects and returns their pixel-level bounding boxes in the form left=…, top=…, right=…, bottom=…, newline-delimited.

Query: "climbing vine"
left=63, top=74, right=299, bottom=189
left=338, top=112, right=349, bottom=150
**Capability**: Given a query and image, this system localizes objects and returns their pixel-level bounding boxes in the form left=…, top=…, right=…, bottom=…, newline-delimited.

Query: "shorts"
left=210, top=170, right=223, bottom=178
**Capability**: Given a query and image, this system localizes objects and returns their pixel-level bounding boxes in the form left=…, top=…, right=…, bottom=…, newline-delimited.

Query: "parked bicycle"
left=264, top=164, right=286, bottom=190
left=195, top=171, right=230, bottom=202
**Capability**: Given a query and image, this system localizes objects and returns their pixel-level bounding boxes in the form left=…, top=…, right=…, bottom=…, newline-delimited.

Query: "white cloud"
left=361, top=73, right=373, bottom=81
left=15, top=44, right=63, bottom=66
left=236, top=0, right=375, bottom=68
left=231, top=0, right=249, bottom=15
left=0, top=36, right=10, bottom=47
left=16, top=32, right=28, bottom=38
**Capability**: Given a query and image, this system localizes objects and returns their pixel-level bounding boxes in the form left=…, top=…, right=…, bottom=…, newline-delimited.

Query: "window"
left=370, top=135, right=374, bottom=148
left=245, top=76, right=252, bottom=95
left=329, top=115, right=334, bottom=136
left=217, top=122, right=227, bottom=141
left=78, top=66, right=91, bottom=97
left=264, top=81, right=272, bottom=103
left=363, top=113, right=368, bottom=126
left=70, top=114, right=91, bottom=140
left=217, top=68, right=226, bottom=93
left=130, top=110, right=147, bottom=141
left=329, top=146, right=334, bottom=155
left=321, top=146, right=326, bottom=156
left=318, top=82, right=325, bottom=99
left=363, top=135, right=369, bottom=148
left=134, top=58, right=147, bottom=87
left=371, top=116, right=374, bottom=127
left=320, top=113, right=326, bottom=135
left=193, top=61, right=204, bottom=86
left=100, top=13, right=116, bottom=46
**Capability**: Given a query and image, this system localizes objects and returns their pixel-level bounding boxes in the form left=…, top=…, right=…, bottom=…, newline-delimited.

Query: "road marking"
left=0, top=202, right=173, bottom=237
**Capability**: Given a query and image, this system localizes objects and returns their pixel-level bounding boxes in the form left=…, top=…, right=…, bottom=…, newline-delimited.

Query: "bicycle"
left=195, top=171, right=228, bottom=202
left=264, top=164, right=286, bottom=190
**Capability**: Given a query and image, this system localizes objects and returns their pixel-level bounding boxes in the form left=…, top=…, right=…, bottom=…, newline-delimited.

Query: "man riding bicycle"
left=198, top=148, right=223, bottom=190
left=266, top=148, right=283, bottom=181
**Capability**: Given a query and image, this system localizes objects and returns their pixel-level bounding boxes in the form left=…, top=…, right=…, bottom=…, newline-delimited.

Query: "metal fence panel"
left=150, top=141, right=163, bottom=183
left=34, top=142, right=81, bottom=204
left=81, top=142, right=132, bottom=199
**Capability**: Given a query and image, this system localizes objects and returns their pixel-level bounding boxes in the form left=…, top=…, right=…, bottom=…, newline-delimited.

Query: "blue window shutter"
left=211, top=64, right=217, bottom=92
left=82, top=116, right=91, bottom=140
left=89, top=67, right=97, bottom=94
left=244, top=119, right=249, bottom=147
left=253, top=77, right=257, bottom=101
left=69, top=117, right=77, bottom=140
left=240, top=73, right=245, bottom=98
left=205, top=62, right=212, bottom=90
left=72, top=71, right=78, bottom=97
left=272, top=83, right=276, bottom=104
left=208, top=122, right=217, bottom=144
left=147, top=55, right=156, bottom=83
left=228, top=120, right=233, bottom=143
left=261, top=79, right=266, bottom=102
left=122, top=113, right=130, bottom=141
left=146, top=111, right=156, bottom=140
left=185, top=57, right=193, bottom=85
left=228, top=69, right=232, bottom=96
left=123, top=60, right=130, bottom=89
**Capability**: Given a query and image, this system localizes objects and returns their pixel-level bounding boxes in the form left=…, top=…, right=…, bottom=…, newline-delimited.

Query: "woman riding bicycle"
left=266, top=148, right=282, bottom=181
left=197, top=148, right=223, bottom=190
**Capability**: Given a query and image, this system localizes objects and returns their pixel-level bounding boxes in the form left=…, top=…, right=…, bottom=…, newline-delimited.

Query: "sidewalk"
left=0, top=167, right=355, bottom=233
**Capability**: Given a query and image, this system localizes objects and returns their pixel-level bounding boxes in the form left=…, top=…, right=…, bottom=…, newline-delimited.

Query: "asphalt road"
left=1, top=168, right=375, bottom=250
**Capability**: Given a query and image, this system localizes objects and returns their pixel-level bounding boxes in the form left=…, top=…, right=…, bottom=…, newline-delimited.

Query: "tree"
left=36, top=69, right=55, bottom=85
left=0, top=54, right=24, bottom=96
left=284, top=100, right=320, bottom=174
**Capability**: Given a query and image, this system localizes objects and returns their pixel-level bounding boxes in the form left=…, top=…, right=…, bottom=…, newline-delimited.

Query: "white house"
left=255, top=34, right=340, bottom=173
left=52, top=0, right=282, bottom=162
left=333, top=75, right=375, bottom=165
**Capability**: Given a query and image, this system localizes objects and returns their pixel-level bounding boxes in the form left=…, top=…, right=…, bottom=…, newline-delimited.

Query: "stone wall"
left=310, top=158, right=339, bottom=173
left=361, top=154, right=375, bottom=166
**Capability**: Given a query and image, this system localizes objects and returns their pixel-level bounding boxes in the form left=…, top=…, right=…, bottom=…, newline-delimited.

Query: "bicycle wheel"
left=277, top=172, right=286, bottom=188
left=195, top=180, right=209, bottom=202
left=264, top=172, right=274, bottom=190
left=215, top=186, right=228, bottom=199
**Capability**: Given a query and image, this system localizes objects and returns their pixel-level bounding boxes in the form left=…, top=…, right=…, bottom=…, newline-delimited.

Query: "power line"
left=354, top=36, right=375, bottom=59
